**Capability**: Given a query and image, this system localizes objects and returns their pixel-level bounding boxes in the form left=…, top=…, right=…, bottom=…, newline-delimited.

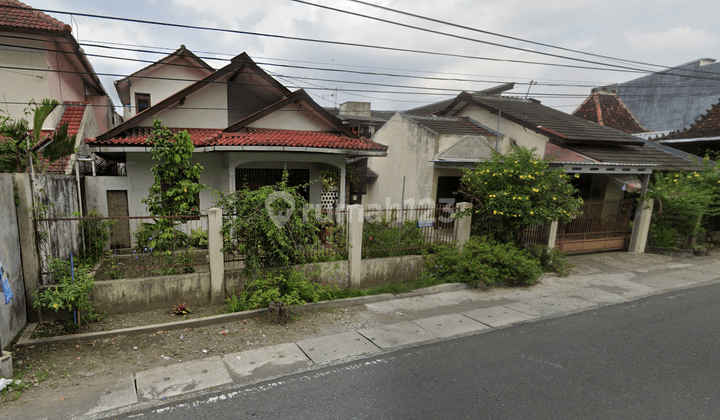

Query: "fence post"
left=347, top=204, right=363, bottom=289
left=629, top=199, right=654, bottom=253
left=547, top=220, right=559, bottom=249
left=454, top=202, right=473, bottom=251
left=13, top=173, right=41, bottom=320
left=208, top=207, right=224, bottom=304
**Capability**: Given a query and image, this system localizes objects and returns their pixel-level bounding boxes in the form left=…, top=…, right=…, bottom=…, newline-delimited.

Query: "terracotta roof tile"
left=572, top=90, right=649, bottom=134
left=57, top=102, right=86, bottom=136
left=660, top=99, right=720, bottom=140
left=85, top=127, right=223, bottom=147
left=213, top=129, right=388, bottom=151
left=0, top=0, right=70, bottom=32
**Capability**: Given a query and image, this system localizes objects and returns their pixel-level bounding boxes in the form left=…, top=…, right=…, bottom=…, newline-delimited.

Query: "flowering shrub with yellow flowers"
left=643, top=157, right=720, bottom=248
left=458, top=147, right=583, bottom=242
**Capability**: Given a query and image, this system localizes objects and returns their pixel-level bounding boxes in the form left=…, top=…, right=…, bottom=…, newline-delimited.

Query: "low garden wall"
left=84, top=256, right=423, bottom=314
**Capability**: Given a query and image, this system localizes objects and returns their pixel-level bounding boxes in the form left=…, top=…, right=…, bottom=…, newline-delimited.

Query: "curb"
left=15, top=283, right=468, bottom=347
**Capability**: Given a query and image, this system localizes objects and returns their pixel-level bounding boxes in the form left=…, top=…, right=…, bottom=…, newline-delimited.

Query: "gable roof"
left=114, top=45, right=215, bottom=106
left=408, top=115, right=499, bottom=137
left=432, top=135, right=494, bottom=163
left=406, top=83, right=516, bottom=116
left=224, top=89, right=355, bottom=137
left=440, top=91, right=645, bottom=146
left=97, top=53, right=291, bottom=141
left=0, top=0, right=69, bottom=33
left=572, top=89, right=649, bottom=134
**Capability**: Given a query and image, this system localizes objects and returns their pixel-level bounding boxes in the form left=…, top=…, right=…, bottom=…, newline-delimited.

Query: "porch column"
left=339, top=166, right=347, bottom=210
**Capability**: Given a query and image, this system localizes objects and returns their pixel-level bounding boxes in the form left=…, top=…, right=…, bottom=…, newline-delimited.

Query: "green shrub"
left=363, top=218, right=426, bottom=258
left=650, top=225, right=680, bottom=248
left=525, top=244, right=573, bottom=277
left=425, top=238, right=543, bottom=286
left=224, top=269, right=339, bottom=312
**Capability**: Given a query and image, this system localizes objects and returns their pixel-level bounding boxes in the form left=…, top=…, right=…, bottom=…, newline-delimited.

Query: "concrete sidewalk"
left=4, top=252, right=720, bottom=419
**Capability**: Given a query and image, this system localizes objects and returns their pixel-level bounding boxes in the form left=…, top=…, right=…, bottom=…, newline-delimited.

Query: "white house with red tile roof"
left=0, top=0, right=116, bottom=133
left=85, top=52, right=387, bottom=225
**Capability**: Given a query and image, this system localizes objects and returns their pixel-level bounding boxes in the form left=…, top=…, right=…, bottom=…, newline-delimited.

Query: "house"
left=571, top=89, right=649, bottom=134
left=84, top=51, right=387, bottom=243
left=366, top=89, right=698, bottom=253
left=0, top=0, right=117, bottom=174
left=654, top=99, right=720, bottom=157
left=365, top=113, right=502, bottom=207
left=596, top=58, right=720, bottom=133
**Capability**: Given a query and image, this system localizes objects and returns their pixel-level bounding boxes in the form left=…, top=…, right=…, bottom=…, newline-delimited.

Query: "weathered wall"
left=84, top=176, right=130, bottom=216
left=360, top=255, right=425, bottom=288
left=90, top=273, right=211, bottom=314
left=33, top=175, right=82, bottom=284
left=0, top=174, right=27, bottom=348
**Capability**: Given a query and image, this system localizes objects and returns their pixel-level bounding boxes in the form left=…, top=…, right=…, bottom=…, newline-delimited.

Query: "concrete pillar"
left=454, top=202, right=473, bottom=251
left=208, top=207, right=224, bottom=304
left=13, top=174, right=41, bottom=320
left=339, top=166, right=347, bottom=210
left=629, top=199, right=654, bottom=254
left=347, top=204, right=363, bottom=288
left=0, top=351, right=12, bottom=379
left=547, top=220, right=559, bottom=249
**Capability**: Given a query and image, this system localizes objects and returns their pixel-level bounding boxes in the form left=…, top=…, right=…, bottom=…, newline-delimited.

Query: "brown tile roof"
left=544, top=142, right=597, bottom=163
left=409, top=116, right=497, bottom=137
left=0, top=0, right=70, bottom=33
left=660, top=99, right=720, bottom=140
left=86, top=127, right=223, bottom=147
left=211, top=129, right=388, bottom=151
left=57, top=102, right=86, bottom=136
left=461, top=94, right=644, bottom=146
left=562, top=142, right=701, bottom=171
left=572, top=90, right=649, bottom=134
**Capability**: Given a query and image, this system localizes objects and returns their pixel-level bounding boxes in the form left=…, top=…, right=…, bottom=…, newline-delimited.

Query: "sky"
left=29, top=0, right=720, bottom=114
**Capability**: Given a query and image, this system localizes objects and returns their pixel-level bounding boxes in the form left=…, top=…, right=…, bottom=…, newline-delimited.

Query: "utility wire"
left=0, top=4, right=671, bottom=75
left=343, top=0, right=669, bottom=71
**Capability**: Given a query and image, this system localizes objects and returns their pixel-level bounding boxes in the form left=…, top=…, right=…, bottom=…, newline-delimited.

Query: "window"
left=135, top=93, right=151, bottom=114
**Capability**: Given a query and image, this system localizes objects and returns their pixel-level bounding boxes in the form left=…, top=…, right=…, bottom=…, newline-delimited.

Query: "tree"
left=138, top=119, right=205, bottom=250
left=458, top=146, right=583, bottom=243
left=0, top=99, right=77, bottom=173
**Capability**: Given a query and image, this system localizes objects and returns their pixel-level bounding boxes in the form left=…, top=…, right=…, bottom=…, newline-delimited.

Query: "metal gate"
left=555, top=199, right=635, bottom=254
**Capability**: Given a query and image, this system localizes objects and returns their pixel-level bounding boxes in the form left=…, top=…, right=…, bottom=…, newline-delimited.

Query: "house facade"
left=85, top=52, right=387, bottom=238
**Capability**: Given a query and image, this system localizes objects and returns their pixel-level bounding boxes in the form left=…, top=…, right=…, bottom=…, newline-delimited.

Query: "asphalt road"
left=114, top=282, right=720, bottom=420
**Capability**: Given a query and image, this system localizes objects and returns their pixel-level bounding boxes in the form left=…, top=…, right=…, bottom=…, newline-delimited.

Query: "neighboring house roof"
left=598, top=58, right=720, bottom=132
left=406, top=83, right=516, bottom=116
left=561, top=141, right=699, bottom=171
left=213, top=129, right=388, bottom=151
left=572, top=89, right=649, bottom=134
left=57, top=102, right=86, bottom=137
left=408, top=115, right=498, bottom=137
left=0, top=0, right=107, bottom=96
left=440, top=92, right=645, bottom=146
left=114, top=45, right=215, bottom=106
left=659, top=99, right=720, bottom=140
left=544, top=142, right=598, bottom=164
left=0, top=0, right=69, bottom=32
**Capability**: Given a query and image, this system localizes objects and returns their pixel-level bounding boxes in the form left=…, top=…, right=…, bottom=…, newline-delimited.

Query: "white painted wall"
left=365, top=113, right=469, bottom=207
left=144, top=81, right=228, bottom=128
left=247, top=102, right=335, bottom=131
left=128, top=56, right=211, bottom=117
left=454, top=104, right=549, bottom=156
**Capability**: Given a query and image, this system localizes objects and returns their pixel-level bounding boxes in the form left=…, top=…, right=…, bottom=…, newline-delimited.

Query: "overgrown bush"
left=363, top=218, right=426, bottom=258
left=215, top=170, right=334, bottom=273
left=32, top=258, right=103, bottom=328
left=224, top=269, right=338, bottom=312
left=525, top=244, right=573, bottom=277
left=425, top=238, right=544, bottom=286
left=76, top=209, right=115, bottom=264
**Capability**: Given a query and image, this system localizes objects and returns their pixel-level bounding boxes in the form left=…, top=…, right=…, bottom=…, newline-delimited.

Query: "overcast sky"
left=31, top=0, right=720, bottom=113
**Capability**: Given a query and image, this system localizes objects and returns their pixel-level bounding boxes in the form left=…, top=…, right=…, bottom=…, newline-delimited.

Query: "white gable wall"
left=454, top=104, right=549, bottom=156
left=247, top=103, right=335, bottom=131
left=142, top=81, right=228, bottom=128
left=128, top=56, right=211, bottom=118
